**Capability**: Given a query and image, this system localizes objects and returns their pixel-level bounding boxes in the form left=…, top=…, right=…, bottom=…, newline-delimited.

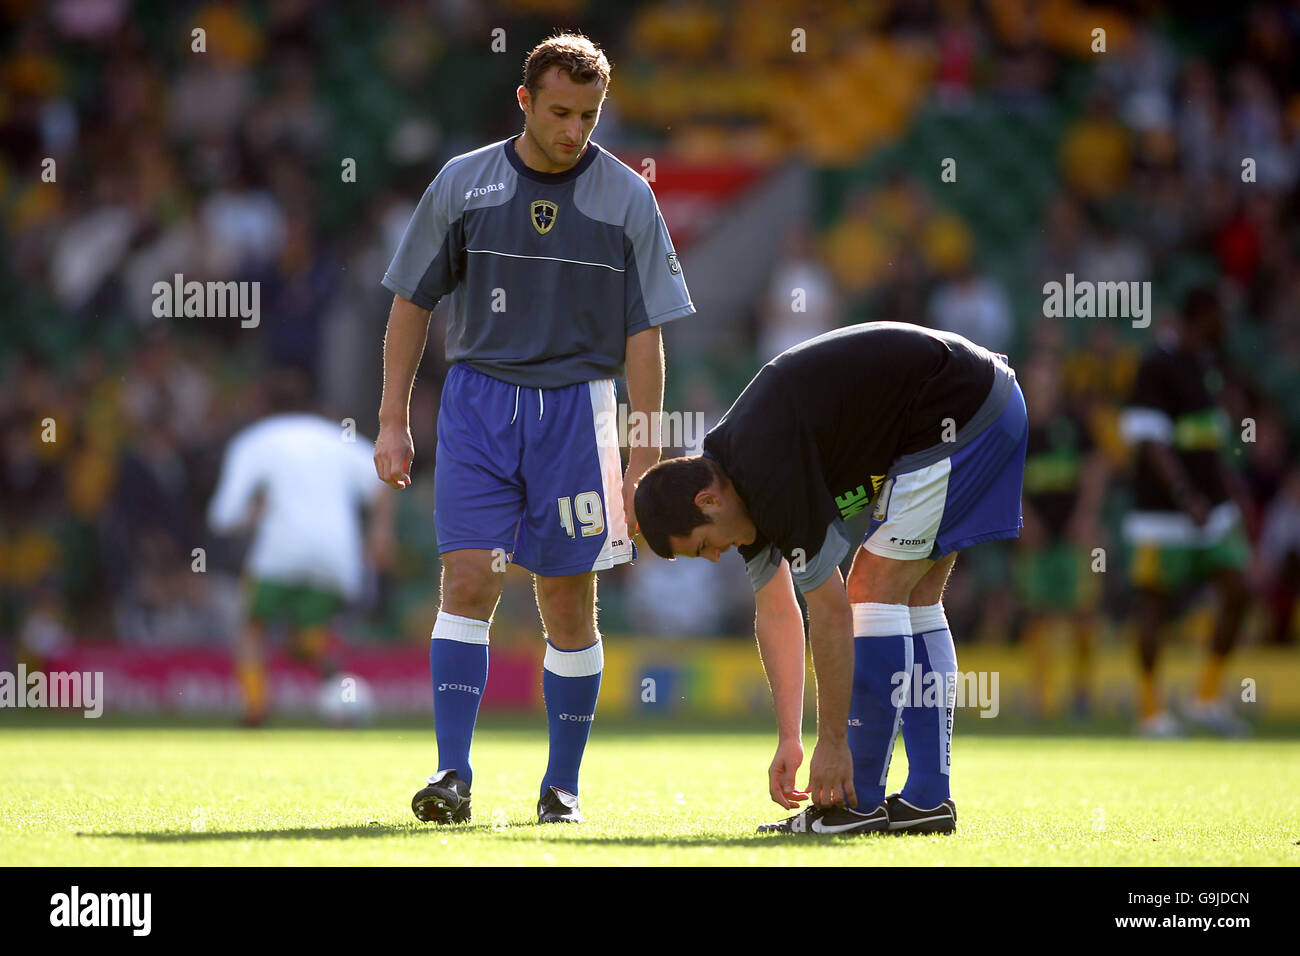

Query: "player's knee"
left=909, top=553, right=957, bottom=606
left=846, top=551, right=926, bottom=604
left=439, top=554, right=501, bottom=618
left=537, top=579, right=596, bottom=647
left=542, top=608, right=597, bottom=648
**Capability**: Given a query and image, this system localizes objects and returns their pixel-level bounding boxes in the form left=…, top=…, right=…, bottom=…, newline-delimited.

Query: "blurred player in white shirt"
left=209, top=371, right=393, bottom=725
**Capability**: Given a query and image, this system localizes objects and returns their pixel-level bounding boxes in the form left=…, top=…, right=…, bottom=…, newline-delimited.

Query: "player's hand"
left=768, top=737, right=808, bottom=809
left=622, top=448, right=658, bottom=537
left=806, top=737, right=857, bottom=809
left=375, top=421, right=415, bottom=489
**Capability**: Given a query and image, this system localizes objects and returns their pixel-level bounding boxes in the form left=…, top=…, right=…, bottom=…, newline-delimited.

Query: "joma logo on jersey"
left=465, top=182, right=505, bottom=200
left=531, top=200, right=558, bottom=234
left=437, top=682, right=481, bottom=695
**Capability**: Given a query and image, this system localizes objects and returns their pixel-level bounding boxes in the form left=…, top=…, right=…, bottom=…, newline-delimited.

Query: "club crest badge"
left=531, top=200, right=558, bottom=235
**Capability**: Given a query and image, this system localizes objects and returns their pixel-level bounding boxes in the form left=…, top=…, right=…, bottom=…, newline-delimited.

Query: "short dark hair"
left=522, top=33, right=611, bottom=99
left=266, top=366, right=314, bottom=413
left=635, top=456, right=722, bottom=559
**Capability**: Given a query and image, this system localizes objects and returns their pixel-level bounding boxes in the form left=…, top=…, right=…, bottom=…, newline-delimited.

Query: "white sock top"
left=431, top=611, right=490, bottom=645
left=909, top=602, right=949, bottom=635
left=543, top=638, right=604, bottom=677
left=851, top=602, right=913, bottom=637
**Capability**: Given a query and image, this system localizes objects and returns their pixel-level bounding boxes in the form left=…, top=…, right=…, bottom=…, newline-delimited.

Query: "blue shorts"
left=864, top=379, right=1028, bottom=561
left=434, top=363, right=634, bottom=576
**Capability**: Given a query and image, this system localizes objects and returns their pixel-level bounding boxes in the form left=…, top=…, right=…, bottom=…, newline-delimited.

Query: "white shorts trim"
left=587, top=380, right=634, bottom=571
left=863, top=458, right=951, bottom=560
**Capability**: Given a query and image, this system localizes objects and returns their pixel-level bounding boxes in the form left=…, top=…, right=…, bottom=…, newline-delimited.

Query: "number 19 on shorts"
left=557, top=492, right=604, bottom=538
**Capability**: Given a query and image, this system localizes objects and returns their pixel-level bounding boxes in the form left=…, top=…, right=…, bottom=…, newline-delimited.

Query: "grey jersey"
left=383, top=137, right=696, bottom=388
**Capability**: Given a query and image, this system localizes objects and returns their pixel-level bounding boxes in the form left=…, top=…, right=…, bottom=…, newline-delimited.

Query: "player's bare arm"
left=801, top=570, right=857, bottom=809
left=754, top=559, right=808, bottom=809
left=375, top=293, right=433, bottom=489
left=1219, top=456, right=1259, bottom=539
left=623, top=325, right=664, bottom=535
left=365, top=486, right=397, bottom=572
left=1067, top=448, right=1110, bottom=545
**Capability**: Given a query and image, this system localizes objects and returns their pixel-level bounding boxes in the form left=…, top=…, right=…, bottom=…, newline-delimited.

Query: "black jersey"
left=1121, top=339, right=1230, bottom=513
left=1023, top=413, right=1094, bottom=539
left=702, top=322, right=1015, bottom=592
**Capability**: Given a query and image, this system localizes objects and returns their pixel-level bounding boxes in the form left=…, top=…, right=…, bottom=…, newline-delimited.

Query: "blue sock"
left=541, top=638, right=603, bottom=797
left=900, top=602, right=957, bottom=808
left=430, top=612, right=490, bottom=787
left=848, top=603, right=914, bottom=810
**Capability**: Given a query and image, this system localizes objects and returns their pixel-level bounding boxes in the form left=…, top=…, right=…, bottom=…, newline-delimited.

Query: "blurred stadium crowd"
left=2, top=0, right=1299, bottom=696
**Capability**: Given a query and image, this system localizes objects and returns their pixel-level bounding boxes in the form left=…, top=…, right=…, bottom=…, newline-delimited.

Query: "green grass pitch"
left=3, top=722, right=1298, bottom=866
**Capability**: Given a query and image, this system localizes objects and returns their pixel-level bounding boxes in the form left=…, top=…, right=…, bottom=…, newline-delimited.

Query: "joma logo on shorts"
left=890, top=536, right=928, bottom=546
left=559, top=713, right=594, bottom=722
left=464, top=182, right=506, bottom=199
left=438, top=682, right=481, bottom=695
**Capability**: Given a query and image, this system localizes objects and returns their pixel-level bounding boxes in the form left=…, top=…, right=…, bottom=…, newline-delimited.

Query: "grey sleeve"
left=382, top=173, right=462, bottom=310
left=744, top=543, right=783, bottom=592
left=624, top=185, right=695, bottom=335
left=789, top=521, right=851, bottom=593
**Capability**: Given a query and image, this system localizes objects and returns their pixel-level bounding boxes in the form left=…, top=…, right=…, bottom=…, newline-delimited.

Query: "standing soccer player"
left=635, top=323, right=1027, bottom=835
left=1015, top=354, right=1110, bottom=717
left=1119, top=285, right=1252, bottom=737
left=373, top=35, right=694, bottom=824
left=208, top=370, right=394, bottom=726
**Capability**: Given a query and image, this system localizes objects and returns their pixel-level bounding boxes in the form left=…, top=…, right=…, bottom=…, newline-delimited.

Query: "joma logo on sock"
left=437, top=682, right=480, bottom=695
left=559, top=713, right=594, bottom=722
left=889, top=666, right=1000, bottom=719
left=50, top=886, right=151, bottom=936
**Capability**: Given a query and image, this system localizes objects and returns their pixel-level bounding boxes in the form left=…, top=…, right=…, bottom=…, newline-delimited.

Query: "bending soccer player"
left=635, top=323, right=1027, bottom=835
left=373, top=35, right=694, bottom=824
